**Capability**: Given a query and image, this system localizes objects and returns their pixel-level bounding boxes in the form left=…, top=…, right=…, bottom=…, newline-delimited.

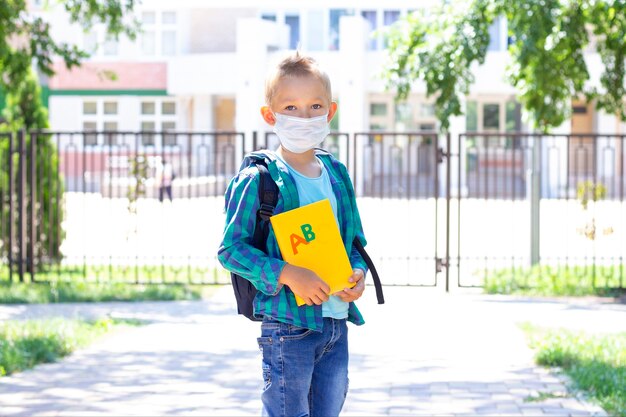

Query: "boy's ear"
left=327, top=101, right=338, bottom=122
left=261, top=106, right=276, bottom=126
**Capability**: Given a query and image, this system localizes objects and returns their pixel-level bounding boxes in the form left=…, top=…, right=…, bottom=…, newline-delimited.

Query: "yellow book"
left=270, top=199, right=355, bottom=306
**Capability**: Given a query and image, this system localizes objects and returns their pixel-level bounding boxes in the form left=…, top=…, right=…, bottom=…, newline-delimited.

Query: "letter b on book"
left=290, top=224, right=316, bottom=255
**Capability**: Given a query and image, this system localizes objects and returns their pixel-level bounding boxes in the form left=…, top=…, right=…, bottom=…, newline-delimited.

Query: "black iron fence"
left=1, top=130, right=624, bottom=291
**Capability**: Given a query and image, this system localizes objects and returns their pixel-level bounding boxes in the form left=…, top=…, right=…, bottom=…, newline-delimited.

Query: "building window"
left=370, top=103, right=387, bottom=116
left=329, top=9, right=354, bottom=50
left=161, top=11, right=177, bottom=56
left=261, top=13, right=277, bottom=22
left=420, top=103, right=435, bottom=117
left=466, top=101, right=478, bottom=132
left=141, top=121, right=155, bottom=146
left=383, top=10, right=400, bottom=25
left=162, top=31, right=177, bottom=56
left=103, top=35, right=118, bottom=56
left=370, top=94, right=437, bottom=133
left=506, top=101, right=521, bottom=132
left=83, top=122, right=97, bottom=146
left=140, top=99, right=177, bottom=147
left=361, top=10, right=378, bottom=50
left=103, top=101, right=118, bottom=115
left=466, top=99, right=521, bottom=147
left=395, top=102, right=415, bottom=131
left=141, top=31, right=156, bottom=55
left=141, top=101, right=156, bottom=115
left=483, top=103, right=500, bottom=131
left=285, top=15, right=300, bottom=50
left=162, top=11, right=176, bottom=24
left=83, top=101, right=97, bottom=115
left=383, top=10, right=401, bottom=48
left=488, top=17, right=502, bottom=51
left=83, top=32, right=98, bottom=54
left=142, top=11, right=156, bottom=24
left=82, top=99, right=119, bottom=146
left=162, top=101, right=176, bottom=115
left=162, top=121, right=177, bottom=146
left=141, top=12, right=156, bottom=55
left=103, top=121, right=118, bottom=146
left=140, top=10, right=177, bottom=56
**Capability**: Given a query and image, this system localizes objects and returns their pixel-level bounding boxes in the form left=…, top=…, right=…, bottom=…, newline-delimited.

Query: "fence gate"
left=349, top=132, right=451, bottom=289
left=2, top=130, right=624, bottom=292
left=346, top=132, right=625, bottom=292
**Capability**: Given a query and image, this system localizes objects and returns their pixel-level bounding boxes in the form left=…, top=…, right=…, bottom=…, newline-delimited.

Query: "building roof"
left=49, top=62, right=167, bottom=90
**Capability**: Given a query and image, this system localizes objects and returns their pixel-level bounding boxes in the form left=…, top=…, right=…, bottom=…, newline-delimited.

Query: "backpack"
left=230, top=150, right=384, bottom=321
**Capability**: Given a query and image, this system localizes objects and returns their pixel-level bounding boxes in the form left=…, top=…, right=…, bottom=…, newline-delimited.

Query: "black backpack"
left=230, top=151, right=384, bottom=321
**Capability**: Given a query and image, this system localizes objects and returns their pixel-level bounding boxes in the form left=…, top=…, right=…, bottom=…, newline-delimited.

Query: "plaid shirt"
left=218, top=150, right=367, bottom=331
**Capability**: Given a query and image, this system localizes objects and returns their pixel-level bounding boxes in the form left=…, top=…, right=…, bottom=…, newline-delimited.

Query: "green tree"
left=0, top=69, right=64, bottom=272
left=383, top=0, right=626, bottom=132
left=0, top=0, right=139, bottom=94
left=0, top=1, right=139, bottom=277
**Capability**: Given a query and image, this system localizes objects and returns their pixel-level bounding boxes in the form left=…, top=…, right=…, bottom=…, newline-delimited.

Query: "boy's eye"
left=285, top=105, right=296, bottom=111
left=312, top=104, right=322, bottom=109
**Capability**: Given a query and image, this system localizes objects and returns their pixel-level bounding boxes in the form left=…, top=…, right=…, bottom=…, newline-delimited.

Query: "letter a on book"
left=270, top=199, right=355, bottom=306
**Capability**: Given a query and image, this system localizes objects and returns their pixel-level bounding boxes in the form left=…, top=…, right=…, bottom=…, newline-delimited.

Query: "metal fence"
left=1, top=130, right=624, bottom=291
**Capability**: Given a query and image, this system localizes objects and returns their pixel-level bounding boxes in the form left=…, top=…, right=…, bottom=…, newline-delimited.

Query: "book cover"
left=270, top=199, right=355, bottom=306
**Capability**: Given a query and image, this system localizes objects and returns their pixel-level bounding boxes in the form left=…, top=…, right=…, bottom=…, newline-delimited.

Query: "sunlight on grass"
left=521, top=323, right=626, bottom=416
left=0, top=318, right=143, bottom=377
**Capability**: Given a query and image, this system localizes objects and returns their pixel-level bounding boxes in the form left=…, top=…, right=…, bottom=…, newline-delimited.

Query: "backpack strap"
left=250, top=157, right=278, bottom=250
left=353, top=238, right=385, bottom=304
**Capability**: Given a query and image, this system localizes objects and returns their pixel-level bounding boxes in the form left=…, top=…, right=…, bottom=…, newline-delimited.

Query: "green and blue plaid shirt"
left=217, top=150, right=367, bottom=331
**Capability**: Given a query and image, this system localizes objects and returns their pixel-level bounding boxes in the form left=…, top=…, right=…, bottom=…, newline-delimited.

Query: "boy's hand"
left=334, top=269, right=365, bottom=303
left=279, top=264, right=330, bottom=306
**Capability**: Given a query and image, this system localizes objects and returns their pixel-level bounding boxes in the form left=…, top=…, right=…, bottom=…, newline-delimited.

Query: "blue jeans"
left=257, top=318, right=349, bottom=417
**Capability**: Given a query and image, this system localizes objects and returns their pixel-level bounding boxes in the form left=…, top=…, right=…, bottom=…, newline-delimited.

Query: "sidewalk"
left=1, top=286, right=625, bottom=416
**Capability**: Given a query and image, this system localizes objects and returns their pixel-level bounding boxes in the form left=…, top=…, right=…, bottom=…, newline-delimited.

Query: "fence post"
left=29, top=131, right=37, bottom=279
left=17, top=130, right=26, bottom=282
left=528, top=135, right=541, bottom=266
left=444, top=133, right=452, bottom=292
left=8, top=132, right=14, bottom=282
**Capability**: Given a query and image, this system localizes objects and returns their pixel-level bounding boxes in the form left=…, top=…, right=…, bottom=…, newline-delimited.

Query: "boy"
left=217, top=52, right=368, bottom=417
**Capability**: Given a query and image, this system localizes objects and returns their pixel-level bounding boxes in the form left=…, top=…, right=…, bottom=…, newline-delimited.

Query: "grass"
left=0, top=263, right=228, bottom=304
left=522, top=324, right=626, bottom=417
left=0, top=281, right=224, bottom=304
left=482, top=264, right=625, bottom=297
left=0, top=317, right=143, bottom=377
left=1, top=263, right=230, bottom=285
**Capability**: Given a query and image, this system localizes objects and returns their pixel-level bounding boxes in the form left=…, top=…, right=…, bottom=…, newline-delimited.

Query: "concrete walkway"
left=1, top=286, right=625, bottom=416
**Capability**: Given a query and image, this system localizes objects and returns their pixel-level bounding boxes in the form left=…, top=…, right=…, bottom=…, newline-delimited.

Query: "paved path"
left=1, top=286, right=625, bottom=416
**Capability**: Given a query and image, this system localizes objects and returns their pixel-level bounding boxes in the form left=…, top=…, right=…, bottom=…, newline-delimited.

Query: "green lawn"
left=482, top=264, right=625, bottom=297
left=0, top=318, right=143, bottom=377
left=523, top=324, right=626, bottom=417
left=1, top=263, right=230, bottom=285
left=0, top=280, right=224, bottom=304
left=0, top=264, right=227, bottom=304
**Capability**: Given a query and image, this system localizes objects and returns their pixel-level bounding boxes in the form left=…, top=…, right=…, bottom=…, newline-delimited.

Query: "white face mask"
left=273, top=112, right=330, bottom=154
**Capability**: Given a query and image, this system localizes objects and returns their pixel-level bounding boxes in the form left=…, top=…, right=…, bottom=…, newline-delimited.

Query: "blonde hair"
left=264, top=51, right=332, bottom=106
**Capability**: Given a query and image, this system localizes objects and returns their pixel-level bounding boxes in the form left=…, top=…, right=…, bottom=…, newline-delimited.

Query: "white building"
left=34, top=0, right=626, bottom=136
left=27, top=0, right=626, bottom=197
